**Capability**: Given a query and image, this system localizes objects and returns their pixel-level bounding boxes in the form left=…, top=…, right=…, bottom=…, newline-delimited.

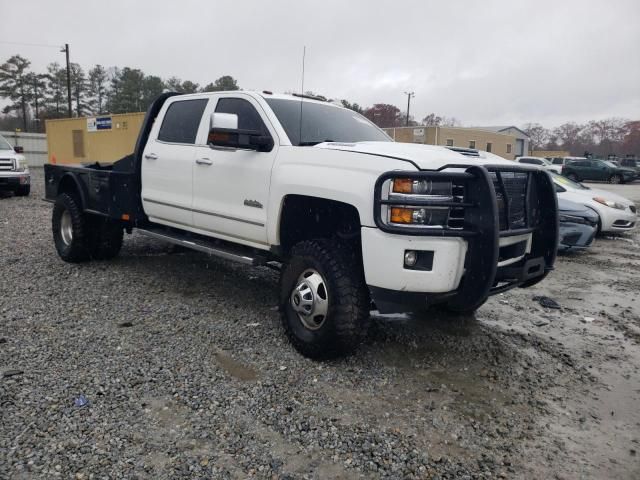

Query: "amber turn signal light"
left=392, top=178, right=413, bottom=193
left=390, top=207, right=413, bottom=223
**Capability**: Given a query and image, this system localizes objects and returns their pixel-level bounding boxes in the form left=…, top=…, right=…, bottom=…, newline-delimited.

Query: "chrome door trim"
left=143, top=197, right=265, bottom=227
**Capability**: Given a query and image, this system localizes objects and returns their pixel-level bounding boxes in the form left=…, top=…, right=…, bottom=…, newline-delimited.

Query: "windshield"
left=602, top=160, right=618, bottom=168
left=0, top=135, right=13, bottom=150
left=551, top=172, right=589, bottom=190
left=265, top=98, right=391, bottom=146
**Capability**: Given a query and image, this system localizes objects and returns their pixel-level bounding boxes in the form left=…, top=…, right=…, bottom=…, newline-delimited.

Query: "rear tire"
left=566, top=173, right=579, bottom=182
left=14, top=185, right=30, bottom=196
left=87, top=217, right=123, bottom=260
left=280, top=239, right=370, bottom=359
left=609, top=174, right=622, bottom=184
left=52, top=193, right=90, bottom=263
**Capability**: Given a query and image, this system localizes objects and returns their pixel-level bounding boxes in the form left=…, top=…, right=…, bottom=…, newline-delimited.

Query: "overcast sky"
left=1, top=0, right=638, bottom=126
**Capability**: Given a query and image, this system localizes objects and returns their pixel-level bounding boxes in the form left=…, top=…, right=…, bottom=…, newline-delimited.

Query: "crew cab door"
left=192, top=95, right=278, bottom=247
left=141, top=97, right=208, bottom=227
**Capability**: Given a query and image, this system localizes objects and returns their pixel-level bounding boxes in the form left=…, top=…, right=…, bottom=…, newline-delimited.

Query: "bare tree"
left=554, top=122, right=584, bottom=149
left=440, top=116, right=460, bottom=127
left=588, top=118, right=628, bottom=155
left=421, top=113, right=459, bottom=127
left=422, top=113, right=443, bottom=126
left=522, top=123, right=549, bottom=150
left=622, top=121, right=640, bottom=155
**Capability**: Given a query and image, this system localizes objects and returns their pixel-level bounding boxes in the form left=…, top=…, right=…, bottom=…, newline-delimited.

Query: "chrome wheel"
left=60, top=210, right=73, bottom=246
left=290, top=269, right=329, bottom=330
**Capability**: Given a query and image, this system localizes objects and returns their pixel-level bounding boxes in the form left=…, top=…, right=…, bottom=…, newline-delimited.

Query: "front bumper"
left=366, top=164, right=558, bottom=314
left=558, top=222, right=596, bottom=250
left=600, top=208, right=637, bottom=232
left=0, top=172, right=30, bottom=190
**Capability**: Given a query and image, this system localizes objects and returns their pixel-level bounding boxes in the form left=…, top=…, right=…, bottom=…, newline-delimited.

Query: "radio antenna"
left=298, top=45, right=306, bottom=145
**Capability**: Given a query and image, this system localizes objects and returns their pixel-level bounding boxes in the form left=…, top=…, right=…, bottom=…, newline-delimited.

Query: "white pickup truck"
left=0, top=133, right=30, bottom=196
left=44, top=91, right=558, bottom=358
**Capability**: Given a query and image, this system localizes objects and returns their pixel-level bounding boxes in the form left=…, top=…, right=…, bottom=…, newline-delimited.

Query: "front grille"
left=489, top=171, right=530, bottom=231
left=447, top=181, right=466, bottom=229
left=0, top=158, right=14, bottom=171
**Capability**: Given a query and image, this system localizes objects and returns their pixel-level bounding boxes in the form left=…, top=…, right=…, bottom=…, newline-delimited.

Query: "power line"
left=0, top=40, right=62, bottom=49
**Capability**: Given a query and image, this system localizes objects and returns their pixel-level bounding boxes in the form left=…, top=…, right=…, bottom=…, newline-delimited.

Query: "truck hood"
left=0, top=149, right=20, bottom=160
left=317, top=141, right=516, bottom=170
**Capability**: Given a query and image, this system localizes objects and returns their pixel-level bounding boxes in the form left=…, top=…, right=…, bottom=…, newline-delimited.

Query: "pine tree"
left=0, top=55, right=32, bottom=130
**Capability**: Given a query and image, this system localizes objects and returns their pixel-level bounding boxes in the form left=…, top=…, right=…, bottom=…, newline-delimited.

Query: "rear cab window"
left=158, top=99, right=208, bottom=144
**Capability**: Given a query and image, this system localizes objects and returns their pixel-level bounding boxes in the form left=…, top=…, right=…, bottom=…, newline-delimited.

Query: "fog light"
left=404, top=250, right=418, bottom=267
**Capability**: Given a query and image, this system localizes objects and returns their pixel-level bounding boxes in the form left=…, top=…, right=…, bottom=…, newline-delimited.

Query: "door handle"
left=196, top=158, right=213, bottom=165
left=144, top=153, right=158, bottom=160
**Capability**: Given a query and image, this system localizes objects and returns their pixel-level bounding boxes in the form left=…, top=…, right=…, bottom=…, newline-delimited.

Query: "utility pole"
left=61, top=44, right=72, bottom=117
left=404, top=91, right=415, bottom=127
left=33, top=75, right=39, bottom=128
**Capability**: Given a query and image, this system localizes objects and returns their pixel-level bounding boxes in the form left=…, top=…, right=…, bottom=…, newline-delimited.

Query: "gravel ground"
left=1, top=169, right=639, bottom=479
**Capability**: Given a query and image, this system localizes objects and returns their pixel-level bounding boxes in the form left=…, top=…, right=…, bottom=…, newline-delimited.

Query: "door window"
left=158, top=99, right=208, bottom=144
left=215, top=98, right=270, bottom=135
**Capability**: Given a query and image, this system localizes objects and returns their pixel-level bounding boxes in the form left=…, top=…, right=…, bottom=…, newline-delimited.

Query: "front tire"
left=280, top=239, right=370, bottom=359
left=52, top=193, right=90, bottom=263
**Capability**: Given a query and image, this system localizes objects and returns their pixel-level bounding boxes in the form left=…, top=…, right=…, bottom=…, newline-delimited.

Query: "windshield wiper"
left=298, top=139, right=334, bottom=146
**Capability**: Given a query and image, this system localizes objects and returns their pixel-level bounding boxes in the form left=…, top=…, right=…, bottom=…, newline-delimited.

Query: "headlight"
left=558, top=214, right=594, bottom=225
left=392, top=178, right=452, bottom=196
left=381, top=177, right=458, bottom=229
left=390, top=206, right=450, bottom=226
left=14, top=158, right=28, bottom=172
left=593, top=196, right=625, bottom=210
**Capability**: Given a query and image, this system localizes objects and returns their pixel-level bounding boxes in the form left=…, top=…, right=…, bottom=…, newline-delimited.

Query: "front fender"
left=267, top=147, right=414, bottom=245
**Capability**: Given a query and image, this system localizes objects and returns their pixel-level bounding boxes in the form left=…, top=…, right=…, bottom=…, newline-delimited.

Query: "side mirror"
left=211, top=112, right=238, bottom=130
left=14, top=146, right=23, bottom=153
left=208, top=112, right=274, bottom=152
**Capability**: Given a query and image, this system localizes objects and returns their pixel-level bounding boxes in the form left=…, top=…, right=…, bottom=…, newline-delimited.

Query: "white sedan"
left=551, top=173, right=637, bottom=233
left=515, top=156, right=562, bottom=174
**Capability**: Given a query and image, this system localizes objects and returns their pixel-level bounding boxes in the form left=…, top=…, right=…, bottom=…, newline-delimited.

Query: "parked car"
left=43, top=91, right=559, bottom=359
left=619, top=158, right=640, bottom=176
left=557, top=198, right=598, bottom=251
left=550, top=156, right=585, bottom=168
left=550, top=173, right=637, bottom=233
left=515, top=156, right=561, bottom=174
left=0, top=133, right=30, bottom=196
left=562, top=158, right=636, bottom=184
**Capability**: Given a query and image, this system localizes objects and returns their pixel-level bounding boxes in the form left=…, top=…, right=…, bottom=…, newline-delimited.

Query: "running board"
left=138, top=228, right=267, bottom=266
